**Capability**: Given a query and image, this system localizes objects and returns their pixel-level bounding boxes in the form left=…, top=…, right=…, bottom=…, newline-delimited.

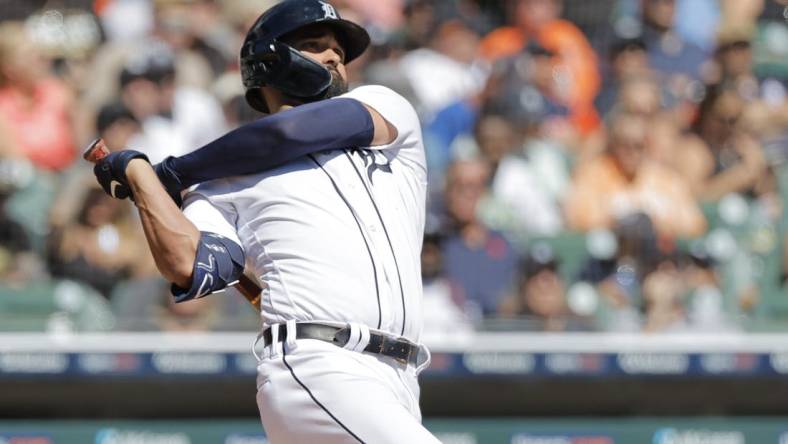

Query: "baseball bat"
left=83, top=138, right=263, bottom=310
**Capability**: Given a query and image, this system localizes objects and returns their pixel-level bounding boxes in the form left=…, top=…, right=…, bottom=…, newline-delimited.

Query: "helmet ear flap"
left=269, top=42, right=332, bottom=97
left=241, top=40, right=332, bottom=111
left=245, top=88, right=269, bottom=114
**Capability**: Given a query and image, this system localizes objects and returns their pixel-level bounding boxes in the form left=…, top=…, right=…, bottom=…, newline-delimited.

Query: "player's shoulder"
left=341, top=84, right=422, bottom=138
left=344, top=84, right=402, bottom=99
left=341, top=85, right=417, bottom=116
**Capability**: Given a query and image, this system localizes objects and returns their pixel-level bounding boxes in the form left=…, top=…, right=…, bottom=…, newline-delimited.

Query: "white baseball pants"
left=254, top=323, right=441, bottom=444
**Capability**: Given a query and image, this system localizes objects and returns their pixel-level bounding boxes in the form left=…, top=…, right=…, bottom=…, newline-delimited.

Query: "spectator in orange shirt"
left=479, top=0, right=601, bottom=135
left=564, top=112, right=706, bottom=239
left=0, top=22, right=76, bottom=171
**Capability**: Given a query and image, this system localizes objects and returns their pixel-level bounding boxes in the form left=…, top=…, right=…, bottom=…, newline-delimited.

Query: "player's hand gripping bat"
left=83, top=138, right=263, bottom=310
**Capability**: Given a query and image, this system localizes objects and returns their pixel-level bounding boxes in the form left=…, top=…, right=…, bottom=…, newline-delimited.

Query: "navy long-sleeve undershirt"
left=156, top=97, right=375, bottom=194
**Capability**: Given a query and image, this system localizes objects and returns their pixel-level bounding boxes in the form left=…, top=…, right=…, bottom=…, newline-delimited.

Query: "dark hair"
left=691, top=82, right=739, bottom=135
left=609, top=37, right=647, bottom=59
left=96, top=102, right=137, bottom=135
left=520, top=242, right=559, bottom=282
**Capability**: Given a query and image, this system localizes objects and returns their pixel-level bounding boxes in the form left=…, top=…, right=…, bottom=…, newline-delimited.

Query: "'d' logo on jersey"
left=319, top=2, right=338, bottom=19
left=356, top=150, right=392, bottom=184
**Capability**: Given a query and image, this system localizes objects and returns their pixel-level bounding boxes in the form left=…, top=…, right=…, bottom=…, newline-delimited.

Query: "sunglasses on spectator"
left=712, top=113, right=741, bottom=126
left=718, top=41, right=751, bottom=52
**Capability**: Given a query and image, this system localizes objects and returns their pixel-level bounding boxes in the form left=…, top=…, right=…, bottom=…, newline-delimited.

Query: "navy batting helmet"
left=240, top=0, right=370, bottom=113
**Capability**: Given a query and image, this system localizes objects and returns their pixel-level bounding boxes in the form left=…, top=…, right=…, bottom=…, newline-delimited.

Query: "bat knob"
left=83, top=138, right=110, bottom=163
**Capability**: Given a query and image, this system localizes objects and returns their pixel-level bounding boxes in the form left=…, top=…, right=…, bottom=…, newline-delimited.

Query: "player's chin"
left=322, top=70, right=348, bottom=99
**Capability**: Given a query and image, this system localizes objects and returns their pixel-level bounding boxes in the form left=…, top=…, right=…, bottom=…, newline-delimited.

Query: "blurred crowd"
left=0, top=0, right=786, bottom=335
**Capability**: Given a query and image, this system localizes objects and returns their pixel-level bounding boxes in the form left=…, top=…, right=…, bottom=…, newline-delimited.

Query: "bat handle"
left=83, top=138, right=110, bottom=163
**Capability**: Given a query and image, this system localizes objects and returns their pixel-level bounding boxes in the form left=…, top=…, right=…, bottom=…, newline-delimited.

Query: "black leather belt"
left=262, top=322, right=419, bottom=366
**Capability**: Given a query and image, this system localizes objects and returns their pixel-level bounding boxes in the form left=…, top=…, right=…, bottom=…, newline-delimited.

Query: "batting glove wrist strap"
left=93, top=150, right=149, bottom=200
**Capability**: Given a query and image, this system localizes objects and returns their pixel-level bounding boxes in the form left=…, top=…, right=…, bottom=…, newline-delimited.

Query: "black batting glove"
left=93, top=150, right=149, bottom=200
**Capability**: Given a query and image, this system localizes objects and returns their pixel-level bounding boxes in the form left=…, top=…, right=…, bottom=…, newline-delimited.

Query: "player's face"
left=283, top=24, right=349, bottom=98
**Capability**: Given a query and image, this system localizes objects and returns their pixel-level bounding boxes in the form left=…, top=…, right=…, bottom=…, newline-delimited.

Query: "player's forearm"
left=126, top=159, right=199, bottom=287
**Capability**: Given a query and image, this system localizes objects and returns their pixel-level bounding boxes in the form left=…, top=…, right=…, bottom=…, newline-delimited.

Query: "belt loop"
left=269, top=323, right=280, bottom=358
left=355, top=324, right=371, bottom=353
left=342, top=323, right=362, bottom=351
left=415, top=344, right=432, bottom=374
left=251, top=330, right=265, bottom=363
left=284, top=320, right=298, bottom=353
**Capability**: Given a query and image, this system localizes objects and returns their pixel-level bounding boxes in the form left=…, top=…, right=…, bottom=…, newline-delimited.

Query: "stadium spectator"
left=485, top=40, right=578, bottom=150
left=96, top=103, right=142, bottom=151
left=47, top=187, right=154, bottom=298
left=420, top=232, right=475, bottom=336
left=394, top=0, right=441, bottom=51
left=639, top=0, right=709, bottom=80
left=595, top=36, right=652, bottom=117
left=212, top=72, right=261, bottom=129
left=641, top=257, right=687, bottom=332
left=473, top=110, right=565, bottom=238
left=118, top=42, right=226, bottom=163
left=152, top=0, right=234, bottom=87
left=681, top=247, right=738, bottom=331
left=710, top=24, right=788, bottom=113
left=576, top=213, right=664, bottom=331
left=564, top=112, right=706, bottom=238
left=579, top=213, right=661, bottom=282
left=0, top=168, right=41, bottom=284
left=676, top=84, right=769, bottom=201
left=612, top=75, right=663, bottom=123
left=49, top=103, right=142, bottom=229
left=499, top=243, right=590, bottom=331
left=480, top=0, right=601, bottom=135
left=440, top=159, right=519, bottom=319
left=713, top=26, right=758, bottom=89
left=399, top=18, right=487, bottom=117
left=0, top=21, right=76, bottom=171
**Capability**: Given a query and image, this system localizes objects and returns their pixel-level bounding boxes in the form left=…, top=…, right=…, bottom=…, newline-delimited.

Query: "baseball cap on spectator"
left=609, top=35, right=647, bottom=59
left=119, top=43, right=176, bottom=87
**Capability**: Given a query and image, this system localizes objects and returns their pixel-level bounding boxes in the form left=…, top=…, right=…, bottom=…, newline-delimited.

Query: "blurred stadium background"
left=0, top=0, right=787, bottom=442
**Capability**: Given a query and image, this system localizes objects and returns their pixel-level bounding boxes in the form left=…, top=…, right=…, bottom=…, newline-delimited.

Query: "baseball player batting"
left=90, top=1, right=439, bottom=443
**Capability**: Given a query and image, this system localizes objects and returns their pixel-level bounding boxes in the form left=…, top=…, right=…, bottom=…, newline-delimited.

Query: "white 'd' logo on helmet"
left=320, top=1, right=338, bottom=19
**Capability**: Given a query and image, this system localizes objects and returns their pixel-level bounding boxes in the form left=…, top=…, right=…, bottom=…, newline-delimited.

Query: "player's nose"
left=320, top=48, right=341, bottom=68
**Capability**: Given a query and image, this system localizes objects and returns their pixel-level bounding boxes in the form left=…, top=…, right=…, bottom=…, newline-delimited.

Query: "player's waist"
left=261, top=321, right=425, bottom=367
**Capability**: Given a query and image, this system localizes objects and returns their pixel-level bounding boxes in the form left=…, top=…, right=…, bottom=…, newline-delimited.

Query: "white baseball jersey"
left=181, top=85, right=427, bottom=343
